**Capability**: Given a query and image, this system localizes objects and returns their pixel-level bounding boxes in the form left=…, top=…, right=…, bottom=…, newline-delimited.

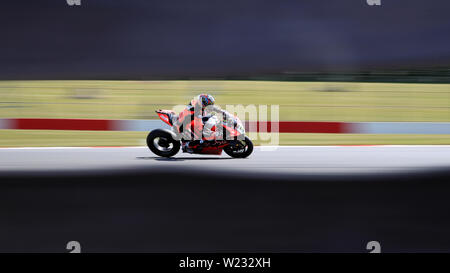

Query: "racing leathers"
left=174, top=103, right=234, bottom=152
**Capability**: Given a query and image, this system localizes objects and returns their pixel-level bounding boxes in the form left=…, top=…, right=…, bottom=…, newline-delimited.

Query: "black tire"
left=224, top=136, right=253, bottom=158
left=146, top=129, right=180, bottom=157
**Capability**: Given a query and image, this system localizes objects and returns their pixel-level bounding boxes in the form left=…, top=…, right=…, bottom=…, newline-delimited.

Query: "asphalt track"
left=1, top=145, right=449, bottom=175
left=1, top=145, right=450, bottom=252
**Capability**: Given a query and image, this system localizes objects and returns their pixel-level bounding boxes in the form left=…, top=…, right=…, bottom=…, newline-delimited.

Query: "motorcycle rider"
left=179, top=93, right=232, bottom=152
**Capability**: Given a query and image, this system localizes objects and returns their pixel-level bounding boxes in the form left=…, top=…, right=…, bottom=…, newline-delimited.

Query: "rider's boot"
left=182, top=141, right=193, bottom=153
left=182, top=140, right=202, bottom=153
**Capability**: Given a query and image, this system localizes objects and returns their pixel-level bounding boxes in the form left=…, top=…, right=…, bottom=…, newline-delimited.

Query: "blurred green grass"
left=1, top=80, right=449, bottom=121
left=0, top=130, right=449, bottom=147
left=0, top=80, right=448, bottom=146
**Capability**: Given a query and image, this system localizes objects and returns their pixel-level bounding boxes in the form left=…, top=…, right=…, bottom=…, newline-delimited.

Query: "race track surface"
left=1, top=145, right=450, bottom=252
left=1, top=145, right=449, bottom=175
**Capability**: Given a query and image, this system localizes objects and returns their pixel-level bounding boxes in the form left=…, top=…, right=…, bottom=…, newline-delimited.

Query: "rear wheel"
left=224, top=136, right=253, bottom=158
left=147, top=129, right=180, bottom=157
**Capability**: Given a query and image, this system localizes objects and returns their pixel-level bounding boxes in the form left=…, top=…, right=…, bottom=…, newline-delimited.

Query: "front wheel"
left=224, top=136, right=253, bottom=158
left=147, top=129, right=180, bottom=157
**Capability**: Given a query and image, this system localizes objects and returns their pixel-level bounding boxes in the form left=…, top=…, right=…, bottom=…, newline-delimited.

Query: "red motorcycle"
left=146, top=108, right=253, bottom=158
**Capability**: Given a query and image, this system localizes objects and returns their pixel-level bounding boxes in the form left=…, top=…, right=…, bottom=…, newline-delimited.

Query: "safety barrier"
left=1, top=118, right=449, bottom=134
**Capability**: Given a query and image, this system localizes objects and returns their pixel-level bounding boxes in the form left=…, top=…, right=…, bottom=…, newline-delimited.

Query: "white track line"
left=1, top=145, right=450, bottom=150
left=0, top=146, right=145, bottom=150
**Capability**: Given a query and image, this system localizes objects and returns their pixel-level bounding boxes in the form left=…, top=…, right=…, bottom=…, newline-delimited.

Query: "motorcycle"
left=146, top=108, right=253, bottom=158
